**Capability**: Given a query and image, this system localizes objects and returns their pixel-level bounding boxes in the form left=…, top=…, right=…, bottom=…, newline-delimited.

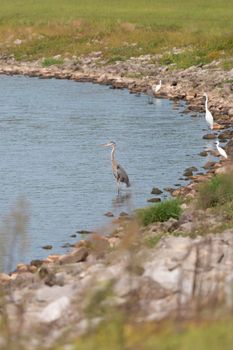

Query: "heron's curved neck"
left=111, top=146, right=116, bottom=162
left=205, top=95, right=208, bottom=111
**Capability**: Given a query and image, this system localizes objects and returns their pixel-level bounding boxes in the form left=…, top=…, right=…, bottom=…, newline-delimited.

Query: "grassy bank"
left=0, top=0, right=233, bottom=67
left=69, top=318, right=233, bottom=350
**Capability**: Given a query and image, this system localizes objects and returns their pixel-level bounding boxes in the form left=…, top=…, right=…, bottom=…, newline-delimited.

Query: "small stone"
left=183, top=169, right=193, bottom=177
left=203, top=161, right=216, bottom=169
left=42, top=245, right=53, bottom=250
left=163, top=218, right=179, bottom=232
left=163, top=187, right=175, bottom=193
left=59, top=247, right=88, bottom=265
left=61, top=243, right=75, bottom=248
left=31, top=259, right=44, bottom=267
left=218, top=130, right=233, bottom=140
left=16, top=263, right=28, bottom=273
left=104, top=211, right=114, bottom=217
left=119, top=212, right=128, bottom=217
left=46, top=255, right=61, bottom=263
left=0, top=273, right=11, bottom=283
left=28, top=265, right=37, bottom=273
left=147, top=198, right=161, bottom=203
left=203, top=134, right=216, bottom=140
left=70, top=234, right=77, bottom=238
left=151, top=187, right=163, bottom=195
left=185, top=166, right=198, bottom=172
left=77, top=230, right=92, bottom=234
left=199, top=151, right=208, bottom=157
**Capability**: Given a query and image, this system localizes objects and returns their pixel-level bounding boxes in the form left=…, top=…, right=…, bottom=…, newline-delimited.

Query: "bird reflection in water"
left=112, top=192, right=133, bottom=214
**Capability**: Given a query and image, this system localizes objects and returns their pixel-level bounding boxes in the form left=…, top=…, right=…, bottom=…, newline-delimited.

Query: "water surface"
left=0, top=75, right=216, bottom=270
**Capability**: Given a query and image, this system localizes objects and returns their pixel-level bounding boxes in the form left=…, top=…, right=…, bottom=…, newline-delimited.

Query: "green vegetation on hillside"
left=198, top=173, right=233, bottom=209
left=0, top=0, right=233, bottom=66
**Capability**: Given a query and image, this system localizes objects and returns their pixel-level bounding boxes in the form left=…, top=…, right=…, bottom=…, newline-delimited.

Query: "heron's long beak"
left=100, top=143, right=111, bottom=147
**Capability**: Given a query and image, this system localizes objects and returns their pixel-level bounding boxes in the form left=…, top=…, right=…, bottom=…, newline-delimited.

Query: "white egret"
left=216, top=140, right=228, bottom=159
left=204, top=93, right=214, bottom=130
left=152, top=80, right=162, bottom=94
left=101, top=141, right=130, bottom=194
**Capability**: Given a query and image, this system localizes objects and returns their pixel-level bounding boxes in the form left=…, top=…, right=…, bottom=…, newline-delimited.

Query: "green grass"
left=145, top=234, right=162, bottom=248
left=0, top=1, right=233, bottom=64
left=221, top=59, right=233, bottom=71
left=198, top=174, right=233, bottom=209
left=42, top=57, right=64, bottom=67
left=69, top=317, right=233, bottom=350
left=137, top=199, right=182, bottom=226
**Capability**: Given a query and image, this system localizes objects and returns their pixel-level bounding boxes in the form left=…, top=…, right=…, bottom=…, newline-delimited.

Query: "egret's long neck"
left=205, top=95, right=208, bottom=111
left=111, top=146, right=116, bottom=162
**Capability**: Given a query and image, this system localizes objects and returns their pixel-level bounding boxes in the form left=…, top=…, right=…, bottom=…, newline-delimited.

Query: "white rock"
left=144, top=260, right=181, bottom=291
left=39, top=296, right=70, bottom=323
left=36, top=284, right=74, bottom=302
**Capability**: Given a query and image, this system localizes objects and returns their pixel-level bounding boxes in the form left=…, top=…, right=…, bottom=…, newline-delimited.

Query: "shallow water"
left=0, top=75, right=217, bottom=271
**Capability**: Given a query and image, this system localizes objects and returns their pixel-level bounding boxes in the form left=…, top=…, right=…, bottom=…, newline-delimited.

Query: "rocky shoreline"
left=0, top=54, right=233, bottom=348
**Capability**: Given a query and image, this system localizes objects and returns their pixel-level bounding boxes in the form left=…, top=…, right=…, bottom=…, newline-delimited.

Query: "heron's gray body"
left=111, top=152, right=130, bottom=188
left=102, top=141, right=130, bottom=193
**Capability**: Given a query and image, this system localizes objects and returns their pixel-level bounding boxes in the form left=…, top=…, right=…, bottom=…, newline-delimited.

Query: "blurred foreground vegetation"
left=70, top=317, right=233, bottom=350
left=0, top=0, right=233, bottom=68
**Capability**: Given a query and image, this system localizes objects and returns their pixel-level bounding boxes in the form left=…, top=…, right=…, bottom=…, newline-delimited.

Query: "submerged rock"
left=147, top=198, right=161, bottom=203
left=203, top=133, right=216, bottom=139
left=119, top=212, right=129, bottom=217
left=42, top=245, right=53, bottom=250
left=104, top=211, right=114, bottom=217
left=151, top=187, right=163, bottom=195
left=163, top=187, right=175, bottom=193
left=199, top=151, right=208, bottom=157
left=183, top=169, right=193, bottom=177
left=61, top=243, right=75, bottom=248
left=185, top=166, right=198, bottom=172
left=77, top=230, right=92, bottom=234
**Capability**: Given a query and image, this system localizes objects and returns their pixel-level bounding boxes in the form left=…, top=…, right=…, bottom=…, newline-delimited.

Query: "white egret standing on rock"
left=216, top=140, right=228, bottom=159
left=101, top=141, right=130, bottom=194
left=152, top=80, right=162, bottom=94
left=204, top=93, right=214, bottom=130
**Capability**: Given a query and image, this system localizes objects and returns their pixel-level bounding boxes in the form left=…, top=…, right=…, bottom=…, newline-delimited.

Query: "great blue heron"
left=152, top=80, right=162, bottom=94
left=101, top=141, right=130, bottom=194
left=204, top=93, right=214, bottom=130
left=216, top=140, right=228, bottom=159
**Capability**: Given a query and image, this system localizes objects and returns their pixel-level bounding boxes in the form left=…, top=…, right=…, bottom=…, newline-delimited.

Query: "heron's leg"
left=148, top=96, right=153, bottom=104
left=116, top=181, right=120, bottom=195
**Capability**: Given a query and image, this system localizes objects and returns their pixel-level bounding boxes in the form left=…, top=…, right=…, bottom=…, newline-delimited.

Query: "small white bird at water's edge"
left=204, top=93, right=214, bottom=130
left=216, top=140, right=228, bottom=159
left=152, top=80, right=162, bottom=94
